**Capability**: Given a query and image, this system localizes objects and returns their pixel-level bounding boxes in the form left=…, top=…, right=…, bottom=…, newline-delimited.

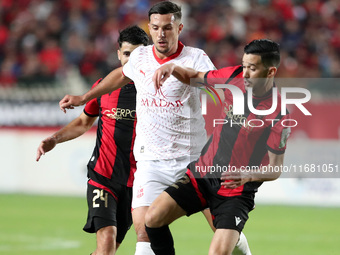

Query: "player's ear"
left=267, top=67, right=277, bottom=78
left=178, top=23, right=184, bottom=35
left=148, top=22, right=151, bottom=34
left=117, top=49, right=121, bottom=61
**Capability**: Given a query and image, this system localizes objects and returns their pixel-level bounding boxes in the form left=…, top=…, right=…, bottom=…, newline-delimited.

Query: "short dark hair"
left=244, top=39, right=280, bottom=68
left=148, top=1, right=182, bottom=21
left=118, top=25, right=149, bottom=48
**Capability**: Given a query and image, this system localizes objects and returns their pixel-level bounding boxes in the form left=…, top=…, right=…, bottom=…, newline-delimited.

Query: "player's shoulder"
left=131, top=45, right=152, bottom=56
left=182, top=45, right=207, bottom=57
left=128, top=45, right=152, bottom=64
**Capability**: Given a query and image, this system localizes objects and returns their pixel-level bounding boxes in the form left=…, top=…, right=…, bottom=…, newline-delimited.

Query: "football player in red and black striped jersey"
left=146, top=39, right=288, bottom=255
left=36, top=25, right=148, bottom=255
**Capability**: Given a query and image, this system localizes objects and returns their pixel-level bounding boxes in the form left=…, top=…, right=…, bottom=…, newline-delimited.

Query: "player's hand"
left=59, top=95, right=85, bottom=113
left=220, top=169, right=252, bottom=189
left=153, top=63, right=175, bottom=91
left=36, top=136, right=57, bottom=161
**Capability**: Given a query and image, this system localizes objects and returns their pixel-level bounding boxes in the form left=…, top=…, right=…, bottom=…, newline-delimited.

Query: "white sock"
left=232, top=232, right=252, bottom=255
left=135, top=242, right=155, bottom=255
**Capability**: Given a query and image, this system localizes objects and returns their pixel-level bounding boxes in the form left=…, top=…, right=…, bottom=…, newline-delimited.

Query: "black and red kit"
left=165, top=65, right=291, bottom=232
left=188, top=65, right=291, bottom=197
left=82, top=78, right=137, bottom=239
left=84, top=78, right=137, bottom=189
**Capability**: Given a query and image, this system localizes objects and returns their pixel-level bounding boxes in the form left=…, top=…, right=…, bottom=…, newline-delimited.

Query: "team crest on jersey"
left=224, top=103, right=254, bottom=133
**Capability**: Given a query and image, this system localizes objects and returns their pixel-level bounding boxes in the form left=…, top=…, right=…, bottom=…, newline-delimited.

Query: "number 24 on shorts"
left=92, top=189, right=108, bottom=208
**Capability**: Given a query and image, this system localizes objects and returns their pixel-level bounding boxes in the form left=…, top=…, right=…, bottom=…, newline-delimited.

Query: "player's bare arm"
left=220, top=151, right=284, bottom=189
left=153, top=63, right=207, bottom=90
left=36, top=112, right=97, bottom=161
left=59, top=66, right=131, bottom=113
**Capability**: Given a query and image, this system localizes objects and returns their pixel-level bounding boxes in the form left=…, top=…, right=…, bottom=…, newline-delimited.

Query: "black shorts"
left=83, top=174, right=132, bottom=243
left=165, top=173, right=255, bottom=233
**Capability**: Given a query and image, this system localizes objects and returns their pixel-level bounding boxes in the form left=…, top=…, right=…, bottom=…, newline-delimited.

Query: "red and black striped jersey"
left=188, top=65, right=291, bottom=197
left=84, top=79, right=137, bottom=187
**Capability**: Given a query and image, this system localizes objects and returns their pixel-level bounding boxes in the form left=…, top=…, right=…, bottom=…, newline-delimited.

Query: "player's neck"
left=154, top=42, right=179, bottom=59
left=253, top=81, right=274, bottom=98
left=152, top=42, right=184, bottom=64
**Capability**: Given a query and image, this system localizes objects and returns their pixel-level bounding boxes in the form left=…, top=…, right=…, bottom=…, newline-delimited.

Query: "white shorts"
left=132, top=156, right=192, bottom=209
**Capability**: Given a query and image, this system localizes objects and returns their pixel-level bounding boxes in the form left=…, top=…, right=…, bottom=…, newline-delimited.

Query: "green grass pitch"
left=1, top=194, right=339, bottom=254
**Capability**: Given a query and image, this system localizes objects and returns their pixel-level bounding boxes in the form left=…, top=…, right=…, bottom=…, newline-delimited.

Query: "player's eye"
left=124, top=52, right=131, bottom=56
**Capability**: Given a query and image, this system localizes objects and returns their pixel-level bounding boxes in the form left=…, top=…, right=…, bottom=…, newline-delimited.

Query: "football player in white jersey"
left=59, top=1, right=251, bottom=255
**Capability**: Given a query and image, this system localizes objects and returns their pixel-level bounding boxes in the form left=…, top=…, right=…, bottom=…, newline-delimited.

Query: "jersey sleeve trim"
left=205, top=65, right=243, bottom=87
left=83, top=109, right=99, bottom=117
left=204, top=70, right=211, bottom=80
left=266, top=145, right=285, bottom=155
left=224, top=65, right=243, bottom=84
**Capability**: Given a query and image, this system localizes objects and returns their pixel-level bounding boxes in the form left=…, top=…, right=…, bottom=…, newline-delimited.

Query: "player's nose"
left=242, top=69, right=249, bottom=78
left=158, top=29, right=165, bottom=38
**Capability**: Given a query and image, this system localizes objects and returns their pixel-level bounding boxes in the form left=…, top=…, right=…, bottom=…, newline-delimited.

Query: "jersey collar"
left=152, top=41, right=184, bottom=65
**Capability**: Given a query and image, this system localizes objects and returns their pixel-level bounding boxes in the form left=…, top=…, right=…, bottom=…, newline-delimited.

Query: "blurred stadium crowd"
left=1, top=0, right=340, bottom=89
left=0, top=0, right=340, bottom=127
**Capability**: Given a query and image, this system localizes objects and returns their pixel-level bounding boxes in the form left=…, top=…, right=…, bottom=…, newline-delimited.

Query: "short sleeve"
left=193, top=50, right=216, bottom=72
left=205, top=65, right=243, bottom=87
left=84, top=78, right=102, bottom=117
left=267, top=115, right=292, bottom=154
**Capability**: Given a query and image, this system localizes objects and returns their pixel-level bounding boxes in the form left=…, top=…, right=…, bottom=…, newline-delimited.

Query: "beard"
left=155, top=45, right=170, bottom=55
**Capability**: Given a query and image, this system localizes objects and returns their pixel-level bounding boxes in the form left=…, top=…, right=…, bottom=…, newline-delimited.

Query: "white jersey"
left=123, top=42, right=215, bottom=160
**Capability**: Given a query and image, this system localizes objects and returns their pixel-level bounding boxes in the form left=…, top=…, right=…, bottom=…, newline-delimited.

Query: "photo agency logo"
left=200, top=83, right=311, bottom=128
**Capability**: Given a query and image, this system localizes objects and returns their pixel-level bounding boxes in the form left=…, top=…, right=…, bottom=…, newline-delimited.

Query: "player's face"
left=242, top=53, right=276, bottom=96
left=117, top=42, right=143, bottom=66
left=148, top=13, right=183, bottom=57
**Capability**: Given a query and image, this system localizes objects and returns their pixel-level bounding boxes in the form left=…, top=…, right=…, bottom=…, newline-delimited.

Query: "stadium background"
left=0, top=0, right=339, bottom=254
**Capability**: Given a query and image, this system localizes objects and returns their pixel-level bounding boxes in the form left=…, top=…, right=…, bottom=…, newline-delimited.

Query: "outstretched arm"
left=153, top=63, right=207, bottom=91
left=36, top=112, right=97, bottom=161
left=59, top=67, right=131, bottom=112
left=220, top=151, right=284, bottom=189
